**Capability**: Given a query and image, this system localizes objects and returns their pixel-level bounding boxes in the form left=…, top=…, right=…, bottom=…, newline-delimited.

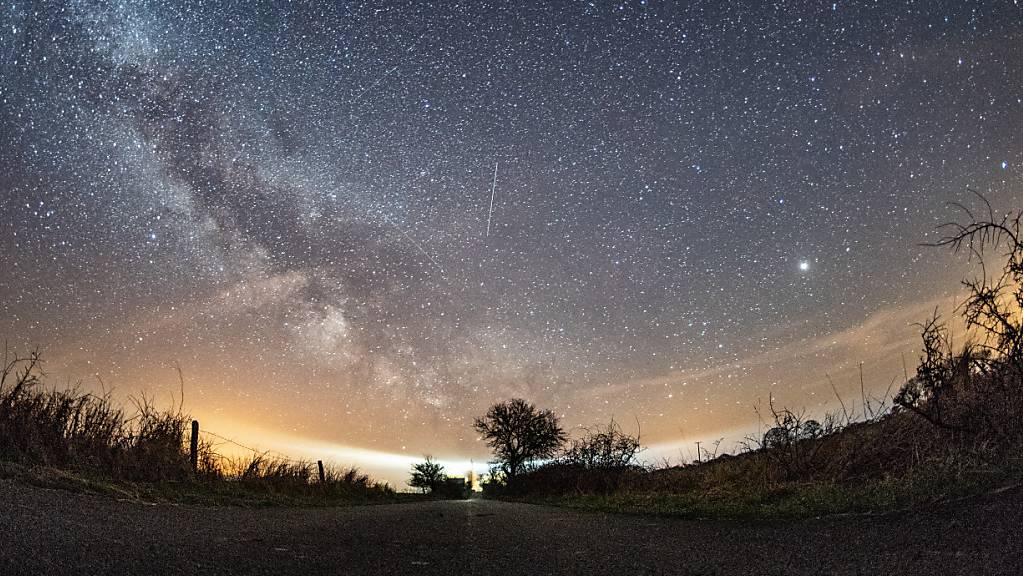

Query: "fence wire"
left=197, top=427, right=311, bottom=466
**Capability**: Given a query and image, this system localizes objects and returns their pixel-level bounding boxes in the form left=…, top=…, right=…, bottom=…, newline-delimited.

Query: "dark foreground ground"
left=1, top=479, right=1021, bottom=575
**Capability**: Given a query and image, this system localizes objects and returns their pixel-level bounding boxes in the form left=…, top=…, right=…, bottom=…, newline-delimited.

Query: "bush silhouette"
left=896, top=194, right=1023, bottom=442
left=563, top=419, right=641, bottom=470
left=408, top=456, right=445, bottom=493
left=0, top=347, right=393, bottom=500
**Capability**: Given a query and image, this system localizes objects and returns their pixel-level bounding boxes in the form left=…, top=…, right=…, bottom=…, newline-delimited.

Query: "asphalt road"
left=1, top=480, right=1021, bottom=575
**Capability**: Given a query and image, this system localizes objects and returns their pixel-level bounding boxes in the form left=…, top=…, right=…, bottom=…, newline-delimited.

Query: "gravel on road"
left=1, top=479, right=1021, bottom=575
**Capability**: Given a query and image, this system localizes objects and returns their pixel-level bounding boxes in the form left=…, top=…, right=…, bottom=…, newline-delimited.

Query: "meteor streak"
left=486, top=162, right=499, bottom=238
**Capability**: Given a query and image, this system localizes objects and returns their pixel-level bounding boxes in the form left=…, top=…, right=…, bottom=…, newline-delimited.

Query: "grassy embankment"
left=0, top=350, right=410, bottom=507
left=498, top=200, right=1023, bottom=519
left=505, top=399, right=1023, bottom=519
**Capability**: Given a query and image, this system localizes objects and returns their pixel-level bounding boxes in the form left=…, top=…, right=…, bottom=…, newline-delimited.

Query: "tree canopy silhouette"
left=895, top=192, right=1023, bottom=437
left=408, top=456, right=445, bottom=493
left=473, top=398, right=566, bottom=479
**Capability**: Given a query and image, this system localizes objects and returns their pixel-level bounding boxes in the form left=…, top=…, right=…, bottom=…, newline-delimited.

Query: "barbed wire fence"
left=199, top=428, right=307, bottom=464
left=188, top=421, right=331, bottom=482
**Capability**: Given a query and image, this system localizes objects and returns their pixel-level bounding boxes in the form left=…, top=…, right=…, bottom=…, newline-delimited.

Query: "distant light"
left=1002, top=161, right=1009, bottom=170
left=799, top=261, right=810, bottom=271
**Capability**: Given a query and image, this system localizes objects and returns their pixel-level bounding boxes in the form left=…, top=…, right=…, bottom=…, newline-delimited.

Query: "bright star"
left=799, top=261, right=810, bottom=271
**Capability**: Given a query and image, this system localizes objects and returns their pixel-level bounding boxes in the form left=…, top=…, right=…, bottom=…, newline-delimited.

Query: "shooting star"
left=349, top=65, right=399, bottom=109
left=486, top=162, right=499, bottom=237
left=381, top=214, right=445, bottom=275
left=346, top=34, right=428, bottom=115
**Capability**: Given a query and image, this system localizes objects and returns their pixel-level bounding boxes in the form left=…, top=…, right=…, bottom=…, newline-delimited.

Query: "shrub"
left=0, top=346, right=392, bottom=500
left=408, top=456, right=445, bottom=493
left=563, top=419, right=642, bottom=470
left=0, top=348, right=196, bottom=481
left=895, top=195, right=1023, bottom=446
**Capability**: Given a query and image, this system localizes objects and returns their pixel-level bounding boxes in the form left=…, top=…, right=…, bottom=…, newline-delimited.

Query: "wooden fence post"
left=190, top=420, right=199, bottom=474
left=317, top=460, right=326, bottom=483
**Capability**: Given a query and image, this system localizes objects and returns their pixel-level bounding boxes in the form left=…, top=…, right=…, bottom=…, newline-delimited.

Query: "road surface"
left=1, top=479, right=1020, bottom=575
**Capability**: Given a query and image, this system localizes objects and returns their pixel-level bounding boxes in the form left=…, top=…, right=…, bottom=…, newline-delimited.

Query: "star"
left=1, top=0, right=1019, bottom=485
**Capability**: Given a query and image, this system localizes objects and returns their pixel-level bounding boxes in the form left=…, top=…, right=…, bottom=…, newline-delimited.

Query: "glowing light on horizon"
left=4, top=0, right=1018, bottom=488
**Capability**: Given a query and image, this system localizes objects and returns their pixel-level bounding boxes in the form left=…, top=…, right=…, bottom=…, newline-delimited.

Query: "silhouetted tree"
left=896, top=193, right=1023, bottom=436
left=893, top=312, right=968, bottom=430
left=748, top=396, right=839, bottom=480
left=761, top=407, right=827, bottom=450
left=473, top=398, right=566, bottom=479
left=408, top=456, right=445, bottom=493
left=762, top=426, right=792, bottom=450
left=933, top=193, right=1023, bottom=376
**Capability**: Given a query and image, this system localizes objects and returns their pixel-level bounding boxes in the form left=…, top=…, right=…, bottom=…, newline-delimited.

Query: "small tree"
left=932, top=193, right=1023, bottom=377
left=893, top=312, right=968, bottom=430
left=762, top=414, right=825, bottom=450
left=473, top=398, right=566, bottom=479
left=408, top=456, right=445, bottom=493
left=749, top=396, right=838, bottom=480
left=895, top=193, right=1023, bottom=437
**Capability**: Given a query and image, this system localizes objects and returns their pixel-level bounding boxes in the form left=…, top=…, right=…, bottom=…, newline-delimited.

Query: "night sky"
left=2, top=1, right=1022, bottom=483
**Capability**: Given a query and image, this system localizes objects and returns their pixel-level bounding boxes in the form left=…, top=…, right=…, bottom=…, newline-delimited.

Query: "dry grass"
left=504, top=370, right=1023, bottom=517
left=501, top=200, right=1023, bottom=517
left=0, top=347, right=394, bottom=504
left=0, top=349, right=197, bottom=482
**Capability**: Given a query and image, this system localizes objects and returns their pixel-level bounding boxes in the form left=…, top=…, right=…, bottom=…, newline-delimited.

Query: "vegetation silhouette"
left=895, top=192, right=1023, bottom=442
left=475, top=196, right=1023, bottom=517
left=473, top=398, right=567, bottom=483
left=563, top=418, right=643, bottom=470
left=0, top=349, right=394, bottom=505
left=513, top=418, right=645, bottom=495
left=3, top=194, right=1021, bottom=515
left=408, top=456, right=445, bottom=493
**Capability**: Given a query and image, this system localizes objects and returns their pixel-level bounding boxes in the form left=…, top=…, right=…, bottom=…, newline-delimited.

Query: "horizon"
left=2, top=1, right=1022, bottom=489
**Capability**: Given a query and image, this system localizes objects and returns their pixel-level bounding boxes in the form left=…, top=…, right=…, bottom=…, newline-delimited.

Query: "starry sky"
left=2, top=1, right=1022, bottom=484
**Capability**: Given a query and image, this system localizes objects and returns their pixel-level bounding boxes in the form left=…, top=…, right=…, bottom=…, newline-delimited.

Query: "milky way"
left=2, top=1, right=1022, bottom=480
